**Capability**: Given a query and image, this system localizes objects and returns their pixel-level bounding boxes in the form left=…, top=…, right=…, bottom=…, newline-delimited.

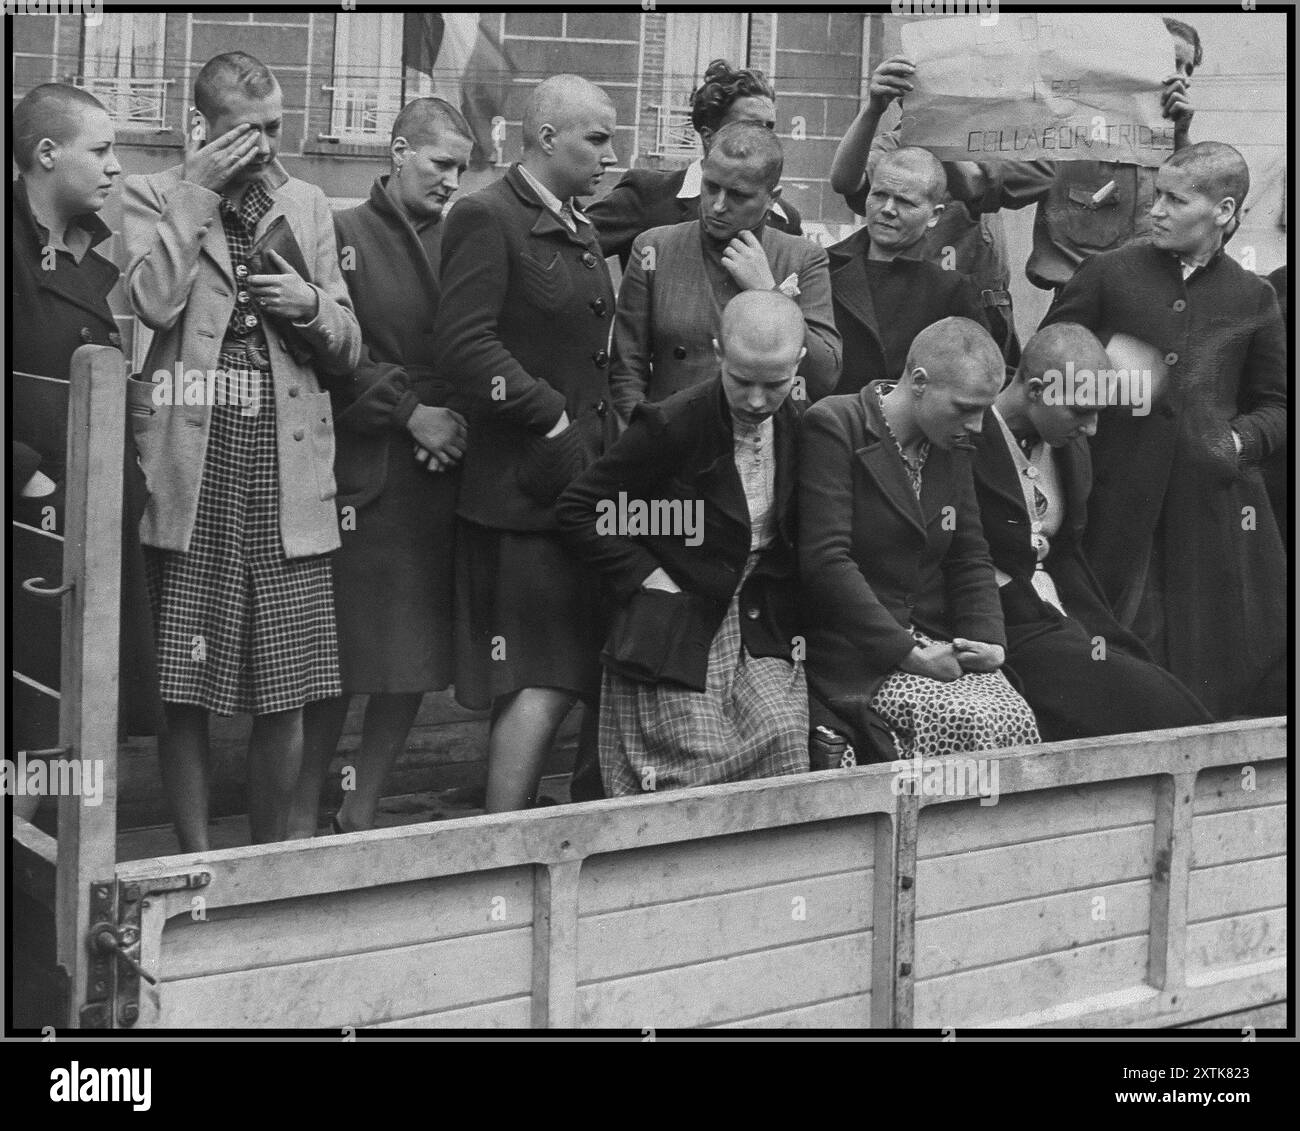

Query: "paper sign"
left=899, top=13, right=1177, bottom=166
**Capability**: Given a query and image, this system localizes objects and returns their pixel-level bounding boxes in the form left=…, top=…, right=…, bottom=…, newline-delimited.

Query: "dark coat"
left=1262, top=264, right=1288, bottom=543
left=1043, top=241, right=1287, bottom=717
left=798, top=386, right=1005, bottom=718
left=10, top=177, right=162, bottom=738
left=556, top=379, right=801, bottom=692
left=587, top=165, right=803, bottom=268
left=433, top=164, right=617, bottom=532
left=826, top=227, right=988, bottom=396
left=970, top=409, right=1151, bottom=660
left=329, top=176, right=457, bottom=692
left=332, top=176, right=450, bottom=508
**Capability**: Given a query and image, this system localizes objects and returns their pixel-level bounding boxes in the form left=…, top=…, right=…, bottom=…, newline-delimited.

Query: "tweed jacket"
left=122, top=160, right=361, bottom=558
left=587, top=165, right=804, bottom=268
left=610, top=219, right=841, bottom=421
left=799, top=386, right=1005, bottom=709
left=432, top=164, right=618, bottom=532
left=826, top=226, right=987, bottom=395
left=556, top=378, right=801, bottom=691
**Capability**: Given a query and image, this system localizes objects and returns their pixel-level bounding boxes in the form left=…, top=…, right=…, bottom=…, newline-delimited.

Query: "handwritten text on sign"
left=899, top=14, right=1176, bottom=166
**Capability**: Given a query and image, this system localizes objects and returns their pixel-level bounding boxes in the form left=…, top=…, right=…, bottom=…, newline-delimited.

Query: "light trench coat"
left=122, top=159, right=361, bottom=558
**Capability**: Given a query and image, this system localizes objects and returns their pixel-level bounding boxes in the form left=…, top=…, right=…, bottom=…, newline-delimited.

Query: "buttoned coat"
left=1043, top=241, right=1287, bottom=716
left=587, top=165, right=803, bottom=268
left=610, top=219, right=841, bottom=420
left=122, top=160, right=361, bottom=558
left=826, top=227, right=987, bottom=395
left=798, top=387, right=1005, bottom=719
left=556, top=378, right=801, bottom=691
left=432, top=164, right=618, bottom=532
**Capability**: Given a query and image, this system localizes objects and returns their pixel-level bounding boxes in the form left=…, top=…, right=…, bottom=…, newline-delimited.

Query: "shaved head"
left=905, top=317, right=1003, bottom=390
left=710, top=120, right=784, bottom=190
left=522, top=74, right=614, bottom=151
left=1016, top=323, right=1110, bottom=386
left=877, top=146, right=947, bottom=205
left=1163, top=140, right=1250, bottom=220
left=720, top=291, right=806, bottom=362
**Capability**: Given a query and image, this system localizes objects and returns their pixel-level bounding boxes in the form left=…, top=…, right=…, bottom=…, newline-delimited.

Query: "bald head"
left=1017, top=323, right=1110, bottom=386
left=905, top=317, right=1003, bottom=391
left=1163, top=141, right=1250, bottom=220
left=877, top=146, right=947, bottom=205
left=719, top=291, right=806, bottom=362
left=522, top=74, right=615, bottom=151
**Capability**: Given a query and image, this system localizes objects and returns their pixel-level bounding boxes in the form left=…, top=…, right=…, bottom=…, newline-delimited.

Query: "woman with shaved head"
left=800, top=318, right=1039, bottom=762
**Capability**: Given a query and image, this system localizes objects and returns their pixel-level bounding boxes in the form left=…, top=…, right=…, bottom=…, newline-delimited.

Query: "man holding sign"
left=848, top=15, right=1199, bottom=293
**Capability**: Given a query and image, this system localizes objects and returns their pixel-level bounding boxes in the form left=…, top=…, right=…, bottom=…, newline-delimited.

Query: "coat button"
left=288, top=386, right=300, bottom=398
left=235, top=264, right=249, bottom=279
left=592, top=349, right=609, bottom=367
left=673, top=346, right=687, bottom=359
left=237, top=290, right=250, bottom=304
left=745, top=607, right=760, bottom=621
left=589, top=298, right=607, bottom=317
left=244, top=314, right=260, bottom=329
left=1172, top=299, right=1187, bottom=312
left=1164, top=351, right=1179, bottom=366
left=581, top=251, right=598, bottom=268
left=293, top=428, right=305, bottom=441
left=595, top=399, right=607, bottom=417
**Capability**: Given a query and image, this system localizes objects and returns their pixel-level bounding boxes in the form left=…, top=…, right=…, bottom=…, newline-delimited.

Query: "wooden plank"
left=577, top=932, right=872, bottom=1029
left=56, top=346, right=125, bottom=1029
left=915, top=879, right=1150, bottom=980
left=869, top=813, right=896, bottom=1028
left=160, top=867, right=534, bottom=979
left=370, top=997, right=533, bottom=1029
left=893, top=791, right=918, bottom=1028
left=918, top=777, right=1155, bottom=858
left=1186, top=908, right=1287, bottom=974
left=116, top=771, right=899, bottom=912
left=913, top=936, right=1150, bottom=1029
left=580, top=816, right=879, bottom=915
left=154, top=927, right=534, bottom=1028
left=1188, top=856, right=1286, bottom=924
left=532, top=859, right=581, bottom=1028
left=1195, top=760, right=1286, bottom=813
left=579, top=872, right=873, bottom=983
left=1192, top=805, right=1287, bottom=868
left=712, top=992, right=872, bottom=1029
left=915, top=824, right=1153, bottom=917
left=1148, top=771, right=1195, bottom=991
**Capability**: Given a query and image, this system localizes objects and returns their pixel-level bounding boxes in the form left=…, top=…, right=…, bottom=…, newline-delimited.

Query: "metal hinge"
left=80, top=872, right=210, bottom=1028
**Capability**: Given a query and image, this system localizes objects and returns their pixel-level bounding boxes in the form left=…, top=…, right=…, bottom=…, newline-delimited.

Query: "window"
left=79, top=13, right=170, bottom=132
left=652, top=13, right=748, bottom=157
left=323, top=11, right=405, bottom=143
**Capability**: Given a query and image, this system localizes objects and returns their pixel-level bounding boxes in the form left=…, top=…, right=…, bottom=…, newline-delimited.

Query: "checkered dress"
left=599, top=418, right=808, bottom=796
left=144, top=183, right=340, bottom=716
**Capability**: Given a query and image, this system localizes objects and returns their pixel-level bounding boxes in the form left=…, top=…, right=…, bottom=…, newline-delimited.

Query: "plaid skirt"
left=145, top=364, right=341, bottom=716
left=870, top=631, right=1039, bottom=758
left=599, top=563, right=809, bottom=796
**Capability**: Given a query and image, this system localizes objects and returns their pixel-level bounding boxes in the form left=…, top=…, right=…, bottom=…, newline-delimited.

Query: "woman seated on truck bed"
left=557, top=291, right=809, bottom=795
left=799, top=317, right=1040, bottom=762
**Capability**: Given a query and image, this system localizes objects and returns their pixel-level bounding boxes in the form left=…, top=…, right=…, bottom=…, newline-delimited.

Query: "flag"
left=403, top=12, right=515, bottom=167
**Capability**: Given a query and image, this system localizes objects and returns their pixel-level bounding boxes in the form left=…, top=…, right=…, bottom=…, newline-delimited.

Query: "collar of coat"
left=504, top=163, right=599, bottom=250
left=852, top=380, right=972, bottom=539
left=971, top=405, right=1091, bottom=548
left=13, top=176, right=114, bottom=257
